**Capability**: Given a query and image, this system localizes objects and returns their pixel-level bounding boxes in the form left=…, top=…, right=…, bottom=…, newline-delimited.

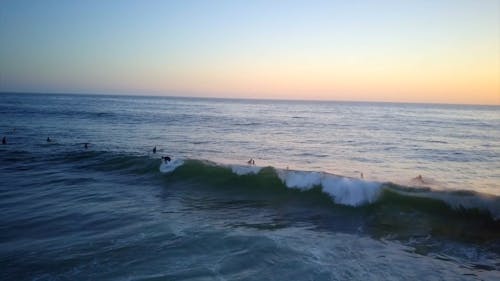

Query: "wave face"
left=48, top=147, right=498, bottom=225
left=53, top=151, right=499, bottom=245
left=156, top=158, right=500, bottom=222
left=36, top=149, right=492, bottom=250
left=156, top=159, right=500, bottom=247
left=45, top=148, right=496, bottom=230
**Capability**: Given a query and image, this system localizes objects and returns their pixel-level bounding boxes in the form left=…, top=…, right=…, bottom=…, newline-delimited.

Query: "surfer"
left=413, top=174, right=426, bottom=184
left=247, top=158, right=255, bottom=165
left=162, top=156, right=171, bottom=163
left=153, top=146, right=157, bottom=154
left=84, top=143, right=89, bottom=149
left=360, top=172, right=364, bottom=179
left=46, top=137, right=51, bottom=142
left=2, top=136, right=6, bottom=145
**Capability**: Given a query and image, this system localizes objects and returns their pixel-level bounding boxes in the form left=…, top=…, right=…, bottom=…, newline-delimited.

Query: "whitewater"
left=1, top=93, right=499, bottom=280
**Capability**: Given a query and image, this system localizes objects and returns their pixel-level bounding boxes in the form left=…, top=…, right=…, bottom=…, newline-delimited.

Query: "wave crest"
left=158, top=159, right=499, bottom=220
left=276, top=170, right=382, bottom=206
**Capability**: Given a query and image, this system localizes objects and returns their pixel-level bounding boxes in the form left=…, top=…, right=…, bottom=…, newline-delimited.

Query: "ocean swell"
left=16, top=147, right=497, bottom=222
left=157, top=158, right=500, bottom=221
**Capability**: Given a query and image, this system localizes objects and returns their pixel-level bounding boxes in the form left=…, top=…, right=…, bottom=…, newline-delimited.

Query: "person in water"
left=2, top=136, right=6, bottom=145
left=412, top=174, right=426, bottom=184
left=84, top=143, right=89, bottom=149
left=46, top=137, right=51, bottom=142
left=162, top=156, right=171, bottom=163
left=247, top=158, right=255, bottom=165
left=153, top=146, right=157, bottom=154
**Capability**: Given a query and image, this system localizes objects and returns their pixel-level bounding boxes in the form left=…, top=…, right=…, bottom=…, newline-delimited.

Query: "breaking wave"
left=3, top=148, right=499, bottom=243
left=157, top=158, right=500, bottom=221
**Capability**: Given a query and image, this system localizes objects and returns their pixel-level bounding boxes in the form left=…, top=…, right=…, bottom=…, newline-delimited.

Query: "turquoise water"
left=1, top=93, right=499, bottom=280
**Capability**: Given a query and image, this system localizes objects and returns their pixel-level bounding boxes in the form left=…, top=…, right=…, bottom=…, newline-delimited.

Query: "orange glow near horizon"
left=149, top=49, right=499, bottom=105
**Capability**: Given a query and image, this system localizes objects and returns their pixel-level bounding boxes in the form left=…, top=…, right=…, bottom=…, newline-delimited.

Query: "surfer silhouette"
left=413, top=174, right=426, bottom=184
left=2, top=136, right=6, bottom=145
left=84, top=143, right=89, bottom=149
left=247, top=158, right=255, bottom=165
left=153, top=146, right=157, bottom=154
left=46, top=137, right=51, bottom=142
left=162, top=156, right=171, bottom=163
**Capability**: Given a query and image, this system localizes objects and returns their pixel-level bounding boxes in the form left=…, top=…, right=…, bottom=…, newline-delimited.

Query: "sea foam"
left=277, top=169, right=382, bottom=206
left=230, top=164, right=262, bottom=175
left=159, top=158, right=184, bottom=173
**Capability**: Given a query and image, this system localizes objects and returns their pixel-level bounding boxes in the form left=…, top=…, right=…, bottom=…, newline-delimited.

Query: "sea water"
left=1, top=93, right=499, bottom=280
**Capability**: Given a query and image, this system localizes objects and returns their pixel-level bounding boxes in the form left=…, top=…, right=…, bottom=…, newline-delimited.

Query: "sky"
left=0, top=0, right=499, bottom=105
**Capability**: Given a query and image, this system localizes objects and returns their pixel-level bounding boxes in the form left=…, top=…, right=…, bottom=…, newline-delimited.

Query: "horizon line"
left=1, top=91, right=499, bottom=107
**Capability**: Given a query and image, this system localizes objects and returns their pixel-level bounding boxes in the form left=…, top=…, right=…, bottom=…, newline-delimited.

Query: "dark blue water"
left=1, top=93, right=499, bottom=280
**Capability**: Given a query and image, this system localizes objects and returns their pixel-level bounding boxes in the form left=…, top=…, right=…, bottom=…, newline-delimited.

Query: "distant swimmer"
left=84, top=143, right=89, bottom=149
left=46, top=137, right=51, bottom=142
left=153, top=146, right=157, bottom=154
left=412, top=174, right=426, bottom=184
left=162, top=156, right=171, bottom=163
left=2, top=136, right=6, bottom=145
left=247, top=158, right=255, bottom=165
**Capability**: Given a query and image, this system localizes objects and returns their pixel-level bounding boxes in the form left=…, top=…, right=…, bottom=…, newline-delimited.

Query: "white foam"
left=321, top=176, right=382, bottom=206
left=277, top=169, right=382, bottom=206
left=230, top=164, right=262, bottom=175
left=278, top=170, right=322, bottom=190
left=159, top=158, right=184, bottom=173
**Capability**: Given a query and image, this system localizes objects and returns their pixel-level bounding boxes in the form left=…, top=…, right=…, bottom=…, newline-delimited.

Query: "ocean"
left=1, top=93, right=499, bottom=280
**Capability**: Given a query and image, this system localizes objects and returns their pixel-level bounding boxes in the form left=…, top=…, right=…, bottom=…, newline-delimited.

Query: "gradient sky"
left=1, top=0, right=499, bottom=104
